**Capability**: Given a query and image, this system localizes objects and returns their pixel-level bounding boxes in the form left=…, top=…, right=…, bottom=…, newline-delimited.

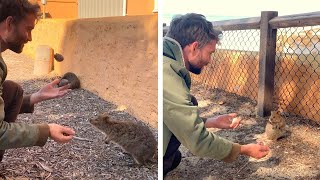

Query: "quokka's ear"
left=98, top=112, right=109, bottom=119
left=102, top=114, right=110, bottom=122
left=270, top=111, right=275, bottom=116
left=89, top=117, right=99, bottom=125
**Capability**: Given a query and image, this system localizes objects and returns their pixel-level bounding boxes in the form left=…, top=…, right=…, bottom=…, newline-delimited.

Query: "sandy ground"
left=165, top=81, right=320, bottom=180
left=0, top=51, right=158, bottom=179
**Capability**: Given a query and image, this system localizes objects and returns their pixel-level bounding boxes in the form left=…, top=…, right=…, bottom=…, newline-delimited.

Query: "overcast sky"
left=163, top=0, right=320, bottom=18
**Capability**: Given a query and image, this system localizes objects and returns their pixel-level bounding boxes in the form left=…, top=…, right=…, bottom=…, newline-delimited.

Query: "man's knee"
left=2, top=80, right=23, bottom=98
left=2, top=80, right=24, bottom=123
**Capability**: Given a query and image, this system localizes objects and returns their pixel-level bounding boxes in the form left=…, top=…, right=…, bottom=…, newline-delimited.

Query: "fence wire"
left=192, top=29, right=260, bottom=101
left=274, top=25, right=320, bottom=121
left=191, top=24, right=320, bottom=122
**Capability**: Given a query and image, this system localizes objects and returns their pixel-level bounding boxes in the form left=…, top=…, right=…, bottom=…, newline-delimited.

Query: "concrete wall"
left=23, top=15, right=158, bottom=128
left=24, top=19, right=70, bottom=59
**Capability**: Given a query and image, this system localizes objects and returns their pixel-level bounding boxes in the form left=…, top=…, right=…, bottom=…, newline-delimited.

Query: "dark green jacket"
left=0, top=51, right=49, bottom=150
left=163, top=37, right=240, bottom=162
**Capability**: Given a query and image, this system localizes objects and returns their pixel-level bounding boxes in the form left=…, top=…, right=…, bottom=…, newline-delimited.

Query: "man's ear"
left=189, top=41, right=200, bottom=57
left=183, top=41, right=200, bottom=63
left=100, top=113, right=109, bottom=122
left=5, top=16, right=14, bottom=30
left=190, top=41, right=199, bottom=51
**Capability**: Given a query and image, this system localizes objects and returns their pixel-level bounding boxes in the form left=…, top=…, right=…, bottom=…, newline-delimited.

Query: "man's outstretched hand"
left=48, top=123, right=75, bottom=143
left=205, top=113, right=241, bottom=129
left=240, top=143, right=270, bottom=159
left=30, top=79, right=71, bottom=105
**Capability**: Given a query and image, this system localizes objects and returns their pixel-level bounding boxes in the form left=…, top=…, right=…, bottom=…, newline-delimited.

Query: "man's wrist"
left=204, top=117, right=217, bottom=128
left=47, top=124, right=53, bottom=138
left=240, top=144, right=249, bottom=155
left=30, top=92, right=41, bottom=105
left=36, top=123, right=51, bottom=146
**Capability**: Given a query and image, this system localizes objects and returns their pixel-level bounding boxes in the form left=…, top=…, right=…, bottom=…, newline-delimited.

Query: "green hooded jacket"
left=163, top=37, right=240, bottom=162
left=0, top=52, right=49, bottom=150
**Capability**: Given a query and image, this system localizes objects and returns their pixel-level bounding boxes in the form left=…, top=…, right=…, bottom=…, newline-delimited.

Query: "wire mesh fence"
left=192, top=29, right=260, bottom=100
left=274, top=25, right=320, bottom=121
left=190, top=20, right=320, bottom=122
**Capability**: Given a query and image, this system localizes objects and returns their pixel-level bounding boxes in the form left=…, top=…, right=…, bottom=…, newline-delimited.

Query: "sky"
left=162, top=0, right=320, bottom=24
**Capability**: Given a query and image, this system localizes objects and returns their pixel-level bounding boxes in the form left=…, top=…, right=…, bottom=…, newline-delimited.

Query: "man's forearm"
left=29, top=92, right=41, bottom=105
left=204, top=117, right=218, bottom=128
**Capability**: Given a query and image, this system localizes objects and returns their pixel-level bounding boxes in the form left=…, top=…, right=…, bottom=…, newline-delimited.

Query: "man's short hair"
left=166, top=13, right=222, bottom=49
left=0, top=0, right=40, bottom=23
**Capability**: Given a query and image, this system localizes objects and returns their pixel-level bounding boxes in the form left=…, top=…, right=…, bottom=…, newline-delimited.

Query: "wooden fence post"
left=257, top=11, right=278, bottom=117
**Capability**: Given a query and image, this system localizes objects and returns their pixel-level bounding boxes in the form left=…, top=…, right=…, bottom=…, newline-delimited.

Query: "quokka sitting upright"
left=90, top=113, right=157, bottom=165
left=265, top=111, right=287, bottom=140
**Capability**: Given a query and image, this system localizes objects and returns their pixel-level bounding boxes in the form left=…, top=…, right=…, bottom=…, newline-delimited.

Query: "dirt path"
left=165, top=82, right=320, bottom=180
left=0, top=51, right=158, bottom=179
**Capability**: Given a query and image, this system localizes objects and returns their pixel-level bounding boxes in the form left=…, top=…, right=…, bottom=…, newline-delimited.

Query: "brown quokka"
left=58, top=72, right=80, bottom=89
left=89, top=113, right=157, bottom=165
left=265, top=111, right=287, bottom=140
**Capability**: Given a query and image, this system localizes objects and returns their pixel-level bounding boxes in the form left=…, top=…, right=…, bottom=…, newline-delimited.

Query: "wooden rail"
left=212, top=17, right=260, bottom=31
left=163, top=12, right=320, bottom=34
left=270, top=11, right=320, bottom=29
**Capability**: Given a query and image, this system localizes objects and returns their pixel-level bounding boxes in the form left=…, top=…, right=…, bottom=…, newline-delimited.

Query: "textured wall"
left=24, top=19, right=69, bottom=59
left=23, top=15, right=158, bottom=128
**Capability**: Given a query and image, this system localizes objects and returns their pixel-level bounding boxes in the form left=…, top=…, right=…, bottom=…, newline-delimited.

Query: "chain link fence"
left=192, top=29, right=260, bottom=100
left=274, top=25, right=320, bottom=121
left=186, top=13, right=320, bottom=122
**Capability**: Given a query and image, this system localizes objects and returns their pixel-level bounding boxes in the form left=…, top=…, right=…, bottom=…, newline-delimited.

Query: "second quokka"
left=58, top=72, right=80, bottom=89
left=90, top=113, right=157, bottom=165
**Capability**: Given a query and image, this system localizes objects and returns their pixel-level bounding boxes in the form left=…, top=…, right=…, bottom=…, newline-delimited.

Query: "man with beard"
left=0, top=0, right=75, bottom=162
left=163, top=13, right=270, bottom=176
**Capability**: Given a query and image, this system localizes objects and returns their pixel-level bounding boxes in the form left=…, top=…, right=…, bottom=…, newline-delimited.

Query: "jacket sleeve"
left=0, top=75, right=49, bottom=150
left=0, top=95, right=49, bottom=150
left=163, top=63, right=240, bottom=161
left=19, top=95, right=34, bottom=113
